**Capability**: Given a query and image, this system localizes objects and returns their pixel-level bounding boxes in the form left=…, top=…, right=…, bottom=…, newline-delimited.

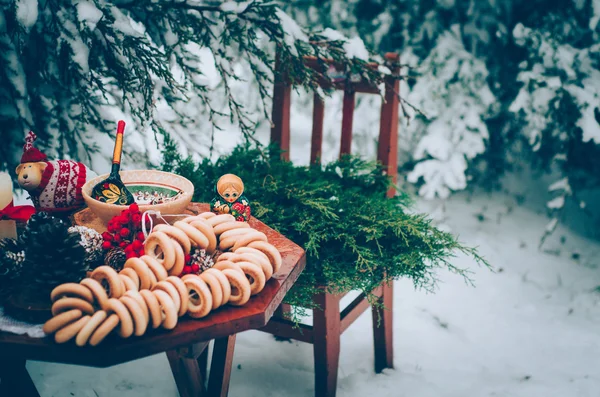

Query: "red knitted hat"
left=21, top=131, right=47, bottom=163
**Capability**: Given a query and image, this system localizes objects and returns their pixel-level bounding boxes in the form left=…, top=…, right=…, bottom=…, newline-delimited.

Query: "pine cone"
left=0, top=239, right=25, bottom=301
left=191, top=249, right=215, bottom=273
left=20, top=212, right=87, bottom=298
left=105, top=247, right=126, bottom=272
left=69, top=225, right=103, bottom=269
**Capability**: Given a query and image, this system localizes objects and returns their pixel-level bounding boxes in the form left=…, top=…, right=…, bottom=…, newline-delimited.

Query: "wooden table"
left=0, top=203, right=306, bottom=397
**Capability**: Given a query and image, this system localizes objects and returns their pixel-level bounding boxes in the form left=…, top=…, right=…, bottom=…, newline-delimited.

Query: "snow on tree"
left=0, top=0, right=390, bottom=173
left=405, top=29, right=496, bottom=199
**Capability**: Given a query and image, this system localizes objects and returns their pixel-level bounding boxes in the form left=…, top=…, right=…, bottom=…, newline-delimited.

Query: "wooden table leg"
left=167, top=342, right=210, bottom=397
left=207, top=334, right=236, bottom=397
left=0, top=359, right=40, bottom=397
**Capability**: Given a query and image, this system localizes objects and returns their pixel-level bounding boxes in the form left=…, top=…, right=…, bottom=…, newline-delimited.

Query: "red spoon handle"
left=113, top=120, right=126, bottom=165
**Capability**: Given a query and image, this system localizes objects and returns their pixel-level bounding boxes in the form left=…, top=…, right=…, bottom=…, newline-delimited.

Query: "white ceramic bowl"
left=82, top=170, right=194, bottom=224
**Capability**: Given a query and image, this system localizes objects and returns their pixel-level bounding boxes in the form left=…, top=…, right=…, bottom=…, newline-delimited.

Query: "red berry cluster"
left=101, top=203, right=145, bottom=259
left=180, top=253, right=200, bottom=276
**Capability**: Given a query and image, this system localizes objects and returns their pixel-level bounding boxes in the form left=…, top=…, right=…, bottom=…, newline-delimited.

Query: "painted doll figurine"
left=210, top=174, right=251, bottom=221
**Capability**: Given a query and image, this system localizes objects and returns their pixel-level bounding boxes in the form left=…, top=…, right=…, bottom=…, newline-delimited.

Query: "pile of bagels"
left=43, top=212, right=282, bottom=346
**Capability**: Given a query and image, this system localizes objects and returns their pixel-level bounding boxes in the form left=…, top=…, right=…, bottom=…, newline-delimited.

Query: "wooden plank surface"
left=0, top=203, right=306, bottom=368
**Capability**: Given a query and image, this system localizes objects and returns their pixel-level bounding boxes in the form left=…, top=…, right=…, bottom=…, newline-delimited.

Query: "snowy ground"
left=27, top=192, right=600, bottom=397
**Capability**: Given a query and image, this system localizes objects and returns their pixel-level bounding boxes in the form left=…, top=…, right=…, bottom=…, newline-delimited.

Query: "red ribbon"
left=0, top=200, right=36, bottom=222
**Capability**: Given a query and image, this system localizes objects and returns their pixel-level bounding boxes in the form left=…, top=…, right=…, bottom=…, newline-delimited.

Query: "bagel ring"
left=222, top=268, right=251, bottom=306
left=141, top=255, right=168, bottom=282
left=216, top=252, right=236, bottom=262
left=153, top=281, right=181, bottom=314
left=228, top=252, right=273, bottom=279
left=183, top=276, right=213, bottom=318
left=203, top=268, right=231, bottom=305
left=54, top=315, right=90, bottom=344
left=220, top=227, right=253, bottom=241
left=144, top=231, right=176, bottom=271
left=174, top=221, right=209, bottom=249
left=207, top=214, right=235, bottom=227
left=43, top=309, right=83, bottom=335
left=121, top=295, right=148, bottom=336
left=80, top=278, right=109, bottom=310
left=213, top=260, right=243, bottom=275
left=119, top=267, right=140, bottom=290
left=51, top=297, right=95, bottom=316
left=123, top=258, right=153, bottom=290
left=75, top=310, right=107, bottom=346
left=198, top=271, right=223, bottom=309
left=248, top=241, right=283, bottom=273
left=152, top=224, right=192, bottom=254
left=89, top=313, right=120, bottom=346
left=198, top=212, right=216, bottom=219
left=51, top=283, right=94, bottom=303
left=119, top=274, right=138, bottom=292
left=124, top=290, right=149, bottom=322
left=140, top=289, right=162, bottom=329
left=189, top=219, right=217, bottom=253
left=153, top=289, right=178, bottom=330
left=237, top=261, right=266, bottom=295
left=168, top=239, right=185, bottom=277
left=166, top=276, right=189, bottom=317
left=106, top=298, right=134, bottom=338
left=232, top=231, right=268, bottom=251
left=91, top=266, right=125, bottom=299
left=213, top=221, right=250, bottom=236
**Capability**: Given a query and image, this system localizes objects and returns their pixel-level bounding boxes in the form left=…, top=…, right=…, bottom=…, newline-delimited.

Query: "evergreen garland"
left=161, top=140, right=488, bottom=317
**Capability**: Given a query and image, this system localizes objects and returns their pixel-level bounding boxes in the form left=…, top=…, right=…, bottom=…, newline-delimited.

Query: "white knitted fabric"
left=0, top=307, right=45, bottom=338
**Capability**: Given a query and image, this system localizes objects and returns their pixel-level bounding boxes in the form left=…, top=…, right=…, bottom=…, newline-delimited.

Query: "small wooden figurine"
left=15, top=132, right=96, bottom=213
left=210, top=174, right=251, bottom=221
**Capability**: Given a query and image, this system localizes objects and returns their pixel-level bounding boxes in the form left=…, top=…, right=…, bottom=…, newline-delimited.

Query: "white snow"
left=321, top=28, right=370, bottom=61
left=547, top=195, right=565, bottom=210
left=76, top=0, right=103, bottom=31
left=25, top=192, right=600, bottom=396
left=220, top=1, right=251, bottom=13
left=276, top=8, right=308, bottom=55
left=15, top=0, right=38, bottom=30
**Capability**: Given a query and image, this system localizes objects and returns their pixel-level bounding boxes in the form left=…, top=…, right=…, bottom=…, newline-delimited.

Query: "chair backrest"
left=270, top=53, right=400, bottom=198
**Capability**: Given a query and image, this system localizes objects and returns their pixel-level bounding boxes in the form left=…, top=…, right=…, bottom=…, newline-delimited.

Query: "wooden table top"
left=0, top=203, right=306, bottom=367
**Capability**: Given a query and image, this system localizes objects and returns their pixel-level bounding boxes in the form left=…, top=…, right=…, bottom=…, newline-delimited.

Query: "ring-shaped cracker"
left=203, top=268, right=231, bottom=305
left=140, top=290, right=162, bottom=329
left=153, top=281, right=181, bottom=314
left=152, top=224, right=191, bottom=254
left=43, top=309, right=83, bottom=335
left=231, top=253, right=273, bottom=280
left=232, top=231, right=268, bottom=251
left=91, top=266, right=125, bottom=299
left=124, top=258, right=153, bottom=290
left=51, top=283, right=94, bottom=303
left=174, top=221, right=209, bottom=249
left=153, top=289, right=178, bottom=330
left=141, top=255, right=168, bottom=282
left=124, top=290, right=149, bottom=322
left=54, top=315, right=90, bottom=344
left=213, top=221, right=250, bottom=236
left=80, top=278, right=109, bottom=310
left=119, top=274, right=138, bottom=292
left=218, top=237, right=237, bottom=251
left=106, top=298, right=134, bottom=338
left=197, top=272, right=223, bottom=309
left=189, top=219, right=217, bottom=253
left=168, top=239, right=185, bottom=277
left=75, top=310, right=107, bottom=346
left=144, top=231, right=176, bottom=271
left=181, top=215, right=204, bottom=224
left=183, top=276, right=213, bottom=318
left=119, top=267, right=140, bottom=290
left=89, top=313, right=120, bottom=346
left=166, top=276, right=189, bottom=317
left=207, top=214, right=235, bottom=227
left=237, top=261, right=266, bottom=295
left=248, top=241, right=283, bottom=274
left=222, top=269, right=251, bottom=306
left=121, top=296, right=148, bottom=337
left=216, top=252, right=235, bottom=262
left=199, top=212, right=216, bottom=219
left=51, top=298, right=95, bottom=316
left=213, top=260, right=243, bottom=275
left=220, top=228, right=253, bottom=241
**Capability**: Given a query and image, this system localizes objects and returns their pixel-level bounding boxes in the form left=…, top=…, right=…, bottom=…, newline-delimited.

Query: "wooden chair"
left=260, top=52, right=400, bottom=397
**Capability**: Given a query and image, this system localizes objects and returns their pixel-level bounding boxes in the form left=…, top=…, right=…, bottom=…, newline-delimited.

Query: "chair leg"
left=372, top=282, right=394, bottom=373
left=313, top=292, right=341, bottom=397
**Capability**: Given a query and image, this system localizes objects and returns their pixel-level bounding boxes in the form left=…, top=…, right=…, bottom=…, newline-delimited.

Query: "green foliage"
left=162, top=141, right=488, bottom=317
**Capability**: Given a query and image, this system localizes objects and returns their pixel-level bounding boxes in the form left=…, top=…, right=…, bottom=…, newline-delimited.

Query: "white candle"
left=0, top=171, right=17, bottom=239
left=0, top=172, right=12, bottom=210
